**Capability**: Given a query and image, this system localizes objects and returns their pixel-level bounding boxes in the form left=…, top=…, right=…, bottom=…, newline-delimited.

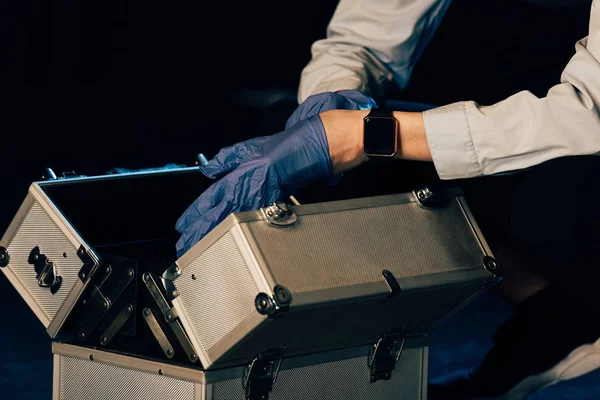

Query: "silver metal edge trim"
left=456, top=196, right=494, bottom=257
left=205, top=312, right=267, bottom=370
left=230, top=222, right=272, bottom=293
left=230, top=192, right=417, bottom=225
left=47, top=280, right=86, bottom=337
left=0, top=193, right=52, bottom=327
left=53, top=353, right=61, bottom=400
left=30, top=184, right=100, bottom=262
left=51, top=342, right=207, bottom=384
left=219, top=189, right=465, bottom=225
left=171, top=296, right=213, bottom=370
left=195, top=382, right=205, bottom=400
left=174, top=215, right=237, bottom=271
left=292, top=192, right=416, bottom=216
left=291, top=281, right=391, bottom=307
left=36, top=167, right=201, bottom=187
left=237, top=223, right=278, bottom=290
left=30, top=184, right=101, bottom=337
left=422, top=346, right=429, bottom=400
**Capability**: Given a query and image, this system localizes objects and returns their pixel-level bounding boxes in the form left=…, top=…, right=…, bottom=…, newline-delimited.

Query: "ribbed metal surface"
left=7, top=202, right=83, bottom=321
left=216, top=283, right=478, bottom=365
left=247, top=200, right=483, bottom=292
left=211, top=347, right=424, bottom=400
left=58, top=355, right=196, bottom=400
left=175, top=231, right=258, bottom=352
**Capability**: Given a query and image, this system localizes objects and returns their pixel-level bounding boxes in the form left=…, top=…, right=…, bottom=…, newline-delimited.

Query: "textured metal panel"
left=216, top=283, right=478, bottom=365
left=7, top=202, right=83, bottom=321
left=58, top=355, right=196, bottom=400
left=175, top=231, right=258, bottom=352
left=210, top=347, right=425, bottom=400
left=247, top=199, right=484, bottom=292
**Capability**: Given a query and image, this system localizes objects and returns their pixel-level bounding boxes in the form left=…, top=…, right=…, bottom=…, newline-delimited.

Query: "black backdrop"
left=0, top=0, right=591, bottom=229
left=0, top=0, right=593, bottom=398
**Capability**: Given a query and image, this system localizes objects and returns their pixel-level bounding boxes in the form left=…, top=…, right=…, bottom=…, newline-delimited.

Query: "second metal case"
left=53, top=338, right=429, bottom=400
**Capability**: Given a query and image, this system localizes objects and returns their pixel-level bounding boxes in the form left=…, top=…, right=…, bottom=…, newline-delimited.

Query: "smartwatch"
left=363, top=108, right=399, bottom=159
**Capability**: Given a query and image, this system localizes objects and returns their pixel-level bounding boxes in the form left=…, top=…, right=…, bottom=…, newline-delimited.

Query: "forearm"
left=422, top=2, right=600, bottom=180
left=299, top=0, right=451, bottom=103
left=319, top=109, right=431, bottom=175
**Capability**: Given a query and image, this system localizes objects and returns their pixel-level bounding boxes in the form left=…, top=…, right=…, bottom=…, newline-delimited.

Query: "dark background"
left=0, top=0, right=597, bottom=398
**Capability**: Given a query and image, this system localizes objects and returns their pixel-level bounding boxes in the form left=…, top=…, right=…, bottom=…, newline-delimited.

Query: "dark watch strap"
left=366, top=107, right=394, bottom=117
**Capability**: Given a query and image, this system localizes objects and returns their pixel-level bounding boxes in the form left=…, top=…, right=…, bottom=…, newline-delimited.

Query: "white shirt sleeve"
left=423, top=0, right=600, bottom=180
left=298, top=0, right=452, bottom=104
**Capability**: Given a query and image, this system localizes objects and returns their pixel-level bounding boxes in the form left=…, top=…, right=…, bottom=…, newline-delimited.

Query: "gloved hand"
left=283, top=90, right=376, bottom=187
left=175, top=114, right=333, bottom=256
left=285, top=90, right=377, bottom=129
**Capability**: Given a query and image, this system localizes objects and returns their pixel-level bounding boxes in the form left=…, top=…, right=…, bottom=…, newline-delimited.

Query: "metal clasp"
left=367, top=332, right=406, bottom=383
left=28, top=246, right=62, bottom=294
left=261, top=202, right=297, bottom=227
left=414, top=186, right=448, bottom=209
left=242, top=350, right=283, bottom=400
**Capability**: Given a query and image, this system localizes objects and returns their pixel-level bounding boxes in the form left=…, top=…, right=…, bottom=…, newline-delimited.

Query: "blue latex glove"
left=285, top=90, right=377, bottom=129
left=284, top=90, right=376, bottom=187
left=175, top=115, right=333, bottom=256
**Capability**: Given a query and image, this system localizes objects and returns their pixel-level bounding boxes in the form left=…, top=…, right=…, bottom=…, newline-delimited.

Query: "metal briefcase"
left=0, top=167, right=213, bottom=338
left=1, top=166, right=500, bottom=376
left=52, top=337, right=429, bottom=400
left=165, top=186, right=501, bottom=370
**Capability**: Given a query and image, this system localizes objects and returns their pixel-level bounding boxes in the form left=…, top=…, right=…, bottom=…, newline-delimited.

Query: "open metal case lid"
left=165, top=186, right=502, bottom=370
left=0, top=166, right=211, bottom=338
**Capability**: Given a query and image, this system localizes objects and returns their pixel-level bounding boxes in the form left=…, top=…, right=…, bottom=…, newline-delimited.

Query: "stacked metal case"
left=0, top=167, right=501, bottom=399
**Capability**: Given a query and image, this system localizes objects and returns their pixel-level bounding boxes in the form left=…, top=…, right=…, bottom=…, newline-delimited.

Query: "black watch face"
left=364, top=117, right=397, bottom=156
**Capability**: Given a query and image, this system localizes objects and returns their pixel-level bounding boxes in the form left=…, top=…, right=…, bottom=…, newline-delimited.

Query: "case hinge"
left=368, top=332, right=406, bottom=383
left=75, top=259, right=135, bottom=340
left=242, top=349, right=283, bottom=400
left=142, top=307, right=175, bottom=359
left=261, top=202, right=297, bottom=227
left=143, top=272, right=198, bottom=363
left=77, top=245, right=98, bottom=282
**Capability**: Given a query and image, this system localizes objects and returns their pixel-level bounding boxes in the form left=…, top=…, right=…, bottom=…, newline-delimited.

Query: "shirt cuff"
left=423, top=101, right=483, bottom=180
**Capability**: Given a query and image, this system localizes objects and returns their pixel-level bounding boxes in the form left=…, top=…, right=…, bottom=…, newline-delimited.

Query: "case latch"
left=261, top=202, right=297, bottom=227
left=28, top=247, right=62, bottom=294
left=368, top=332, right=406, bottom=383
left=242, top=349, right=283, bottom=400
left=413, top=186, right=449, bottom=209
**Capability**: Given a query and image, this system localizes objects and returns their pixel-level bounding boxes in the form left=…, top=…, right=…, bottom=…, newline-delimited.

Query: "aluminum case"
left=0, top=167, right=500, bottom=373
left=166, top=188, right=500, bottom=370
left=52, top=338, right=429, bottom=400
